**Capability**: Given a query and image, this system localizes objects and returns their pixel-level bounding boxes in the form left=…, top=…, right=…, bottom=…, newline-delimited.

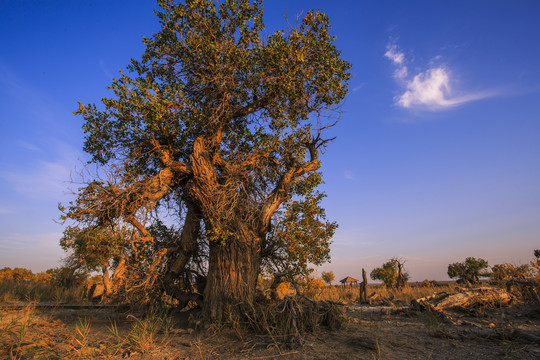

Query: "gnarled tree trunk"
left=203, top=229, right=263, bottom=320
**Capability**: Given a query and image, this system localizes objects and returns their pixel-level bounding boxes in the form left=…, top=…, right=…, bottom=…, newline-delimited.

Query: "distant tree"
left=48, top=262, right=89, bottom=288
left=60, top=225, right=131, bottom=296
left=34, top=271, right=53, bottom=284
left=0, top=267, right=13, bottom=281
left=304, top=275, right=325, bottom=297
left=0, top=267, right=34, bottom=281
left=447, top=257, right=489, bottom=285
left=491, top=263, right=530, bottom=283
left=370, top=258, right=409, bottom=289
left=321, top=271, right=335, bottom=286
left=371, top=264, right=394, bottom=288
left=530, top=250, right=540, bottom=279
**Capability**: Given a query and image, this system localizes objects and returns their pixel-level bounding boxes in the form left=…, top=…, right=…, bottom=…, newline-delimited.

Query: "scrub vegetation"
left=1, top=250, right=539, bottom=358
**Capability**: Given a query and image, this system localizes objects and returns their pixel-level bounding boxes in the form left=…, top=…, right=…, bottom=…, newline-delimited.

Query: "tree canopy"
left=321, top=271, right=335, bottom=286
left=370, top=258, right=409, bottom=289
left=61, top=0, right=350, bottom=318
left=447, top=257, right=489, bottom=284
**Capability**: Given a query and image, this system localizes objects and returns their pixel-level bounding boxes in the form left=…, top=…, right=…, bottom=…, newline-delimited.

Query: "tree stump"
left=359, top=268, right=368, bottom=303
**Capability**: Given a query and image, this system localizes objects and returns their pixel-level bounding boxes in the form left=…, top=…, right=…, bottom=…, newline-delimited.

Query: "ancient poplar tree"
left=64, top=0, right=350, bottom=318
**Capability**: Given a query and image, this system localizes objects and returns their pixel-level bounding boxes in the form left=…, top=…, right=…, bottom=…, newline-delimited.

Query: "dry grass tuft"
left=125, top=310, right=173, bottom=353
left=237, top=297, right=345, bottom=348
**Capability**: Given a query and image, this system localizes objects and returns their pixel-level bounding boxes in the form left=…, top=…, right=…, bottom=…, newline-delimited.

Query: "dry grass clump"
left=107, top=309, right=173, bottom=355
left=232, top=297, right=345, bottom=348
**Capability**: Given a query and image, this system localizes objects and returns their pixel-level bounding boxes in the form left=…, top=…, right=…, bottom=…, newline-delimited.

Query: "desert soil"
left=1, top=302, right=539, bottom=359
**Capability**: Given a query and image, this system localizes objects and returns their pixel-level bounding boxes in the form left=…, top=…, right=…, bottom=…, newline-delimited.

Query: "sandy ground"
left=1, top=302, right=539, bottom=359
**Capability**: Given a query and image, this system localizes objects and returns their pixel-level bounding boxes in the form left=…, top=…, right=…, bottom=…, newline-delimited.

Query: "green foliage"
left=371, top=266, right=395, bottom=288
left=60, top=225, right=130, bottom=271
left=370, top=258, right=409, bottom=289
left=73, top=0, right=350, bottom=176
left=264, top=191, right=337, bottom=279
left=447, top=257, right=489, bottom=284
left=321, top=271, right=335, bottom=285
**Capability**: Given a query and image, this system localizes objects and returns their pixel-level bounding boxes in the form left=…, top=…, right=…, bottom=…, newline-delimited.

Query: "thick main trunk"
left=203, top=233, right=262, bottom=320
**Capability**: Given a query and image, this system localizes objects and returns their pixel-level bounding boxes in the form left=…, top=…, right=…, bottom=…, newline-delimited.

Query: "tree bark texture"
left=203, top=232, right=263, bottom=320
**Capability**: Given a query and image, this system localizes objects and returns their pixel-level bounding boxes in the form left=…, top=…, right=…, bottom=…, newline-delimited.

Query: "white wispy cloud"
left=384, top=44, right=405, bottom=65
left=16, top=140, right=41, bottom=152
left=398, top=67, right=451, bottom=109
left=385, top=42, right=499, bottom=111
left=352, top=83, right=366, bottom=92
left=384, top=44, right=408, bottom=81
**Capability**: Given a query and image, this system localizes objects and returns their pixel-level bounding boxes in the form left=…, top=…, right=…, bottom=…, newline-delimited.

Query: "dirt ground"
left=1, top=302, right=540, bottom=359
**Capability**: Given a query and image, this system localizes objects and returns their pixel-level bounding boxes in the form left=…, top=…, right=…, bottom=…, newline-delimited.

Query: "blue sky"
left=1, top=1, right=539, bottom=281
